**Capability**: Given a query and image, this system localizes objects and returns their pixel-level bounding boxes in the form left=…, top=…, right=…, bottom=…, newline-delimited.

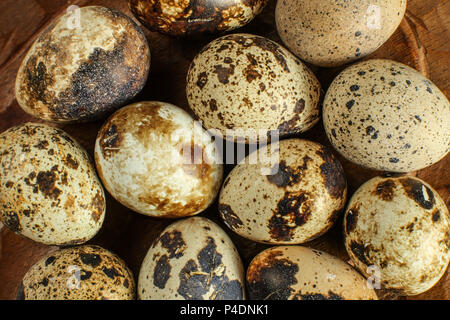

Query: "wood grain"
left=0, top=0, right=448, bottom=300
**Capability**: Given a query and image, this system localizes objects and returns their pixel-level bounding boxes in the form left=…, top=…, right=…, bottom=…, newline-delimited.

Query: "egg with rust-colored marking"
left=344, top=175, right=450, bottom=296
left=187, top=33, right=321, bottom=143
left=323, top=59, right=450, bottom=172
left=0, top=123, right=106, bottom=246
left=276, top=0, right=406, bottom=67
left=128, top=0, right=268, bottom=36
left=138, top=217, right=246, bottom=300
left=94, top=101, right=223, bottom=218
left=247, top=246, right=378, bottom=300
left=15, top=6, right=150, bottom=123
left=219, top=139, right=347, bottom=244
left=19, top=245, right=135, bottom=300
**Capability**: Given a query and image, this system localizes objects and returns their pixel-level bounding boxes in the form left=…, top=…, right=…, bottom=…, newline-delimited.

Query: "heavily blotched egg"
left=0, top=123, right=105, bottom=246
left=247, top=246, right=378, bottom=300
left=138, top=217, right=246, bottom=300
left=186, top=33, right=321, bottom=143
left=219, top=139, right=347, bottom=244
left=19, top=245, right=135, bottom=300
left=276, top=0, right=406, bottom=67
left=15, top=6, right=150, bottom=122
left=323, top=59, right=450, bottom=172
left=128, top=0, right=268, bottom=36
left=344, top=175, right=450, bottom=296
left=94, top=101, right=223, bottom=218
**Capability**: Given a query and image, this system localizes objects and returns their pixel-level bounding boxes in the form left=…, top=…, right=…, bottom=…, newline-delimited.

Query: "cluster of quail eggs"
left=1, top=0, right=448, bottom=300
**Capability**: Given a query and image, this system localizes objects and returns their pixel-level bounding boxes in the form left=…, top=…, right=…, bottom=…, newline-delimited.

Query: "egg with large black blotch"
left=138, top=217, right=246, bottom=300
left=19, top=245, right=135, bottom=300
left=344, top=175, right=450, bottom=296
left=0, top=123, right=105, bottom=246
left=15, top=6, right=150, bottom=123
left=247, top=246, right=378, bottom=300
left=128, top=0, right=268, bottom=36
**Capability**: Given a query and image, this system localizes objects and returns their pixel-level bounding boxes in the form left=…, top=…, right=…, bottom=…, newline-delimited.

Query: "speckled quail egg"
left=186, top=33, right=321, bottom=143
left=19, top=245, right=135, bottom=300
left=129, top=0, right=268, bottom=36
left=219, top=139, right=347, bottom=244
left=276, top=0, right=406, bottom=67
left=15, top=6, right=150, bottom=123
left=0, top=123, right=105, bottom=246
left=138, top=217, right=245, bottom=300
left=344, top=175, right=450, bottom=296
left=94, top=101, right=223, bottom=218
left=247, top=246, right=378, bottom=300
left=323, top=59, right=450, bottom=172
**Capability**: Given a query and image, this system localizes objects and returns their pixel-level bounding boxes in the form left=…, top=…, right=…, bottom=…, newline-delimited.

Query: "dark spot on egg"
left=3, top=211, right=21, bottom=232
left=350, top=85, right=360, bottom=92
left=432, top=210, right=441, bottom=223
left=196, top=72, right=208, bottom=89
left=103, top=266, right=120, bottom=279
left=266, top=157, right=312, bottom=188
left=36, top=166, right=61, bottom=200
left=80, top=253, right=102, bottom=267
left=294, top=290, right=343, bottom=300
left=159, top=230, right=186, bottom=259
left=315, top=147, right=347, bottom=199
left=153, top=255, right=171, bottom=289
left=374, top=179, right=396, bottom=201
left=346, top=100, right=355, bottom=110
left=345, top=206, right=359, bottom=234
left=213, top=64, right=235, bottom=84
left=399, top=178, right=435, bottom=210
left=219, top=204, right=243, bottom=229
left=350, top=241, right=370, bottom=265
left=45, top=256, right=56, bottom=266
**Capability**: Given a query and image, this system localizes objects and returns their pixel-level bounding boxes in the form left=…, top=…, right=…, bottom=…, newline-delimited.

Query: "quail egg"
left=0, top=123, right=105, bottom=245
left=138, top=217, right=245, bottom=300
left=323, top=59, right=450, bottom=172
left=94, top=101, right=223, bottom=218
left=344, top=175, right=450, bottom=295
left=15, top=6, right=150, bottom=122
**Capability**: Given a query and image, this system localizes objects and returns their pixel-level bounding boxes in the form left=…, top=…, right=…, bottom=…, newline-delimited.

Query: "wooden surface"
left=0, top=0, right=449, bottom=300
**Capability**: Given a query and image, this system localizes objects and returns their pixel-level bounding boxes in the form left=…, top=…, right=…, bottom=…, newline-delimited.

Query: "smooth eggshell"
left=247, top=246, right=378, bottom=300
left=129, top=0, right=268, bottom=36
left=138, top=217, right=246, bottom=300
left=15, top=6, right=150, bottom=123
left=219, top=139, right=347, bottom=244
left=276, top=0, right=406, bottom=67
left=344, top=175, right=450, bottom=295
left=0, top=123, right=105, bottom=246
left=94, top=101, right=223, bottom=218
left=186, top=33, right=321, bottom=143
left=20, top=245, right=135, bottom=300
left=323, top=59, right=450, bottom=172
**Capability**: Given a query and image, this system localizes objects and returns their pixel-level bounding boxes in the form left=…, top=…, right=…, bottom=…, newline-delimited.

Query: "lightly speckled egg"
left=247, top=246, right=378, bottom=300
left=344, top=175, right=450, bottom=296
left=186, top=33, right=321, bottom=143
left=138, top=217, right=246, bottom=300
left=276, top=0, right=406, bottom=67
left=323, top=59, right=450, bottom=172
left=219, top=139, right=347, bottom=244
left=128, top=0, right=268, bottom=36
left=94, top=101, right=223, bottom=218
left=0, top=123, right=105, bottom=246
left=19, top=245, right=135, bottom=300
left=15, top=6, right=150, bottom=123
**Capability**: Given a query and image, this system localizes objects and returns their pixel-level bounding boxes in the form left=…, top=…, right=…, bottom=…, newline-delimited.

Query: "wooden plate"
left=0, top=0, right=448, bottom=300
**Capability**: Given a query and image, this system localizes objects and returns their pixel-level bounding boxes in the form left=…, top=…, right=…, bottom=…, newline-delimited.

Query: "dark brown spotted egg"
left=219, top=139, right=347, bottom=244
left=19, top=245, right=135, bottom=300
left=0, top=123, right=105, bottom=246
left=186, top=33, right=321, bottom=143
left=94, top=102, right=223, bottom=218
left=324, top=59, right=450, bottom=172
left=344, top=175, right=450, bottom=296
left=276, top=0, right=406, bottom=67
left=128, top=0, right=268, bottom=36
left=247, top=246, right=378, bottom=300
left=138, top=217, right=245, bottom=300
left=15, top=6, right=150, bottom=123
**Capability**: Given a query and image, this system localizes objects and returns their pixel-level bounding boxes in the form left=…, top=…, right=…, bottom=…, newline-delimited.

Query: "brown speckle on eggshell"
left=323, top=59, right=450, bottom=172
left=138, top=217, right=245, bottom=300
left=0, top=123, right=105, bottom=246
left=15, top=6, right=150, bottom=123
left=21, top=245, right=135, bottom=300
left=219, top=139, right=347, bottom=244
left=187, top=33, right=321, bottom=143
left=344, top=175, right=450, bottom=296
left=94, top=101, right=223, bottom=218
left=276, top=0, right=407, bottom=67
left=246, top=246, right=378, bottom=300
